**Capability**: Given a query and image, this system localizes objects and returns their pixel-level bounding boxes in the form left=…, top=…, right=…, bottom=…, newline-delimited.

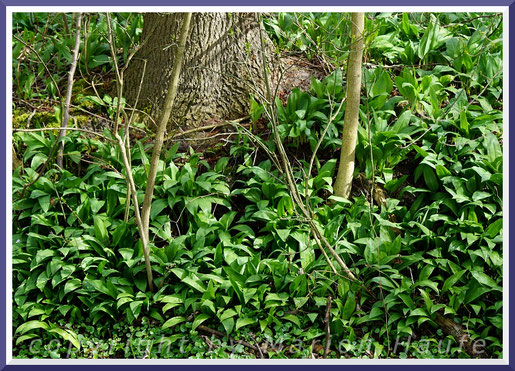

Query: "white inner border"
left=5, top=5, right=509, bottom=365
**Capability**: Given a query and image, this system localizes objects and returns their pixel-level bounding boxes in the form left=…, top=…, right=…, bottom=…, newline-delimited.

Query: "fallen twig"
left=434, top=312, right=488, bottom=358
left=57, top=12, right=82, bottom=168
left=165, top=116, right=249, bottom=142
left=13, top=126, right=115, bottom=143
left=323, top=296, right=332, bottom=358
left=196, top=325, right=267, bottom=356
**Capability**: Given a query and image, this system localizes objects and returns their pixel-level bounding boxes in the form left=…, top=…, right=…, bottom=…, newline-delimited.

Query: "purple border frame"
left=1, top=1, right=513, bottom=369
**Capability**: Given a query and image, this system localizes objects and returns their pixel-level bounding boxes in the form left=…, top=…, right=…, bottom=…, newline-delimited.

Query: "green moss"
left=71, top=78, right=94, bottom=97
left=12, top=108, right=92, bottom=130
left=142, top=104, right=153, bottom=115
left=73, top=115, right=91, bottom=127
left=12, top=109, right=58, bottom=128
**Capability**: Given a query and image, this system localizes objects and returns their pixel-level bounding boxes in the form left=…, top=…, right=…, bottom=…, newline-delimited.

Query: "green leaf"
left=16, top=320, right=49, bottom=334
left=414, top=279, right=439, bottom=294
left=484, top=132, right=502, bottom=163
left=291, top=231, right=314, bottom=271
left=422, top=166, right=439, bottom=191
left=485, top=218, right=503, bottom=238
left=150, top=199, right=168, bottom=220
left=16, top=334, right=39, bottom=345
left=418, top=15, right=439, bottom=60
left=410, top=308, right=428, bottom=317
left=219, top=308, right=238, bottom=322
left=64, top=279, right=82, bottom=294
left=182, top=276, right=206, bottom=293
left=84, top=279, right=116, bottom=298
left=442, top=270, right=466, bottom=294
left=471, top=271, right=498, bottom=288
left=130, top=300, right=144, bottom=318
left=435, top=165, right=451, bottom=179
left=112, top=222, right=128, bottom=246
left=192, top=314, right=211, bottom=330
left=93, top=215, right=108, bottom=243
left=48, top=327, right=80, bottom=350
left=221, top=318, right=235, bottom=334
left=342, top=293, right=356, bottom=320
left=235, top=317, right=256, bottom=331
left=35, top=249, right=55, bottom=265
left=38, top=195, right=50, bottom=213
left=162, top=316, right=186, bottom=329
left=459, top=111, right=469, bottom=135
left=283, top=314, right=300, bottom=327
left=276, top=229, right=290, bottom=242
left=293, top=297, right=309, bottom=309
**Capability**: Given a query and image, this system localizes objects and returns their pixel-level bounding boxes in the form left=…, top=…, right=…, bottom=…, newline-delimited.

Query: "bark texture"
left=125, top=13, right=270, bottom=130
left=334, top=13, right=365, bottom=199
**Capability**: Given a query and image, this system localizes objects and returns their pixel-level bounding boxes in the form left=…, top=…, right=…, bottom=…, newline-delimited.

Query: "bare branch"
left=57, top=13, right=83, bottom=168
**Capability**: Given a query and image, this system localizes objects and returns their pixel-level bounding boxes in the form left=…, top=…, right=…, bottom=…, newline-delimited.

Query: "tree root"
left=434, top=312, right=489, bottom=358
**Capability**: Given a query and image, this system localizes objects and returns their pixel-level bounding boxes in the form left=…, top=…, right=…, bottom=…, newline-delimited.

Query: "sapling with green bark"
left=334, top=13, right=365, bottom=199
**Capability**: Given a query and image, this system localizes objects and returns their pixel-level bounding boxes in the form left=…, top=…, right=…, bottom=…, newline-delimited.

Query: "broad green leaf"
left=423, top=166, right=439, bottom=191
left=192, top=314, right=211, bottom=330
left=16, top=320, right=49, bottom=334
left=442, top=270, right=466, bottom=294
left=342, top=293, right=356, bottom=320
left=471, top=271, right=498, bottom=288
left=48, top=327, right=80, bottom=350
left=182, top=276, right=206, bottom=293
left=291, top=231, right=314, bottom=271
left=150, top=199, right=168, bottom=220
left=485, top=218, right=503, bottom=238
left=162, top=316, right=186, bottom=329
left=276, top=229, right=290, bottom=242
left=283, top=314, right=300, bottom=327
left=219, top=308, right=237, bottom=322
left=235, top=317, right=256, bottom=331
left=221, top=318, right=235, bottom=334
left=93, top=215, right=108, bottom=243
left=64, top=279, right=82, bottom=294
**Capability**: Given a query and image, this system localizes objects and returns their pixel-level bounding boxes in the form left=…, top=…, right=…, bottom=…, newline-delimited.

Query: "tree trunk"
left=333, top=13, right=365, bottom=199
left=125, top=13, right=270, bottom=131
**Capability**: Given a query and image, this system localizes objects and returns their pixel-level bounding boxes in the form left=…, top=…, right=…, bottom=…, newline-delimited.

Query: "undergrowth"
left=12, top=11, right=503, bottom=359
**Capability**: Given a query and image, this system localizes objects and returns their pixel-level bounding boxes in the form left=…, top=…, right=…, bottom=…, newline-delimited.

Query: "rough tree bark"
left=333, top=13, right=365, bottom=199
left=125, top=13, right=271, bottom=130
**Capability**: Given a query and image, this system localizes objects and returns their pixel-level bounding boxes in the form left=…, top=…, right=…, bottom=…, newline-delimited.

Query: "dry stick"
left=106, top=13, right=123, bottom=133
left=434, top=313, right=487, bottom=358
left=123, top=60, right=147, bottom=223
left=164, top=116, right=248, bottom=142
left=104, top=13, right=153, bottom=291
left=13, top=34, right=62, bottom=100
left=13, top=126, right=114, bottom=143
left=61, top=14, right=70, bottom=36
left=304, top=92, right=346, bottom=205
left=196, top=325, right=267, bottom=356
left=57, top=13, right=83, bottom=169
left=228, top=120, right=283, bottom=172
left=114, top=131, right=154, bottom=291
left=257, top=15, right=359, bottom=284
left=323, top=296, right=332, bottom=358
left=140, top=12, right=192, bottom=263
left=123, top=59, right=147, bottom=223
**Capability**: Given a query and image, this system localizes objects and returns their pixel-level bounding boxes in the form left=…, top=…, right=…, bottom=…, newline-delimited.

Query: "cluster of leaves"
left=12, top=12, right=143, bottom=101
left=12, top=125, right=359, bottom=357
left=264, top=13, right=352, bottom=65
left=12, top=11, right=503, bottom=359
left=255, top=11, right=504, bottom=357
